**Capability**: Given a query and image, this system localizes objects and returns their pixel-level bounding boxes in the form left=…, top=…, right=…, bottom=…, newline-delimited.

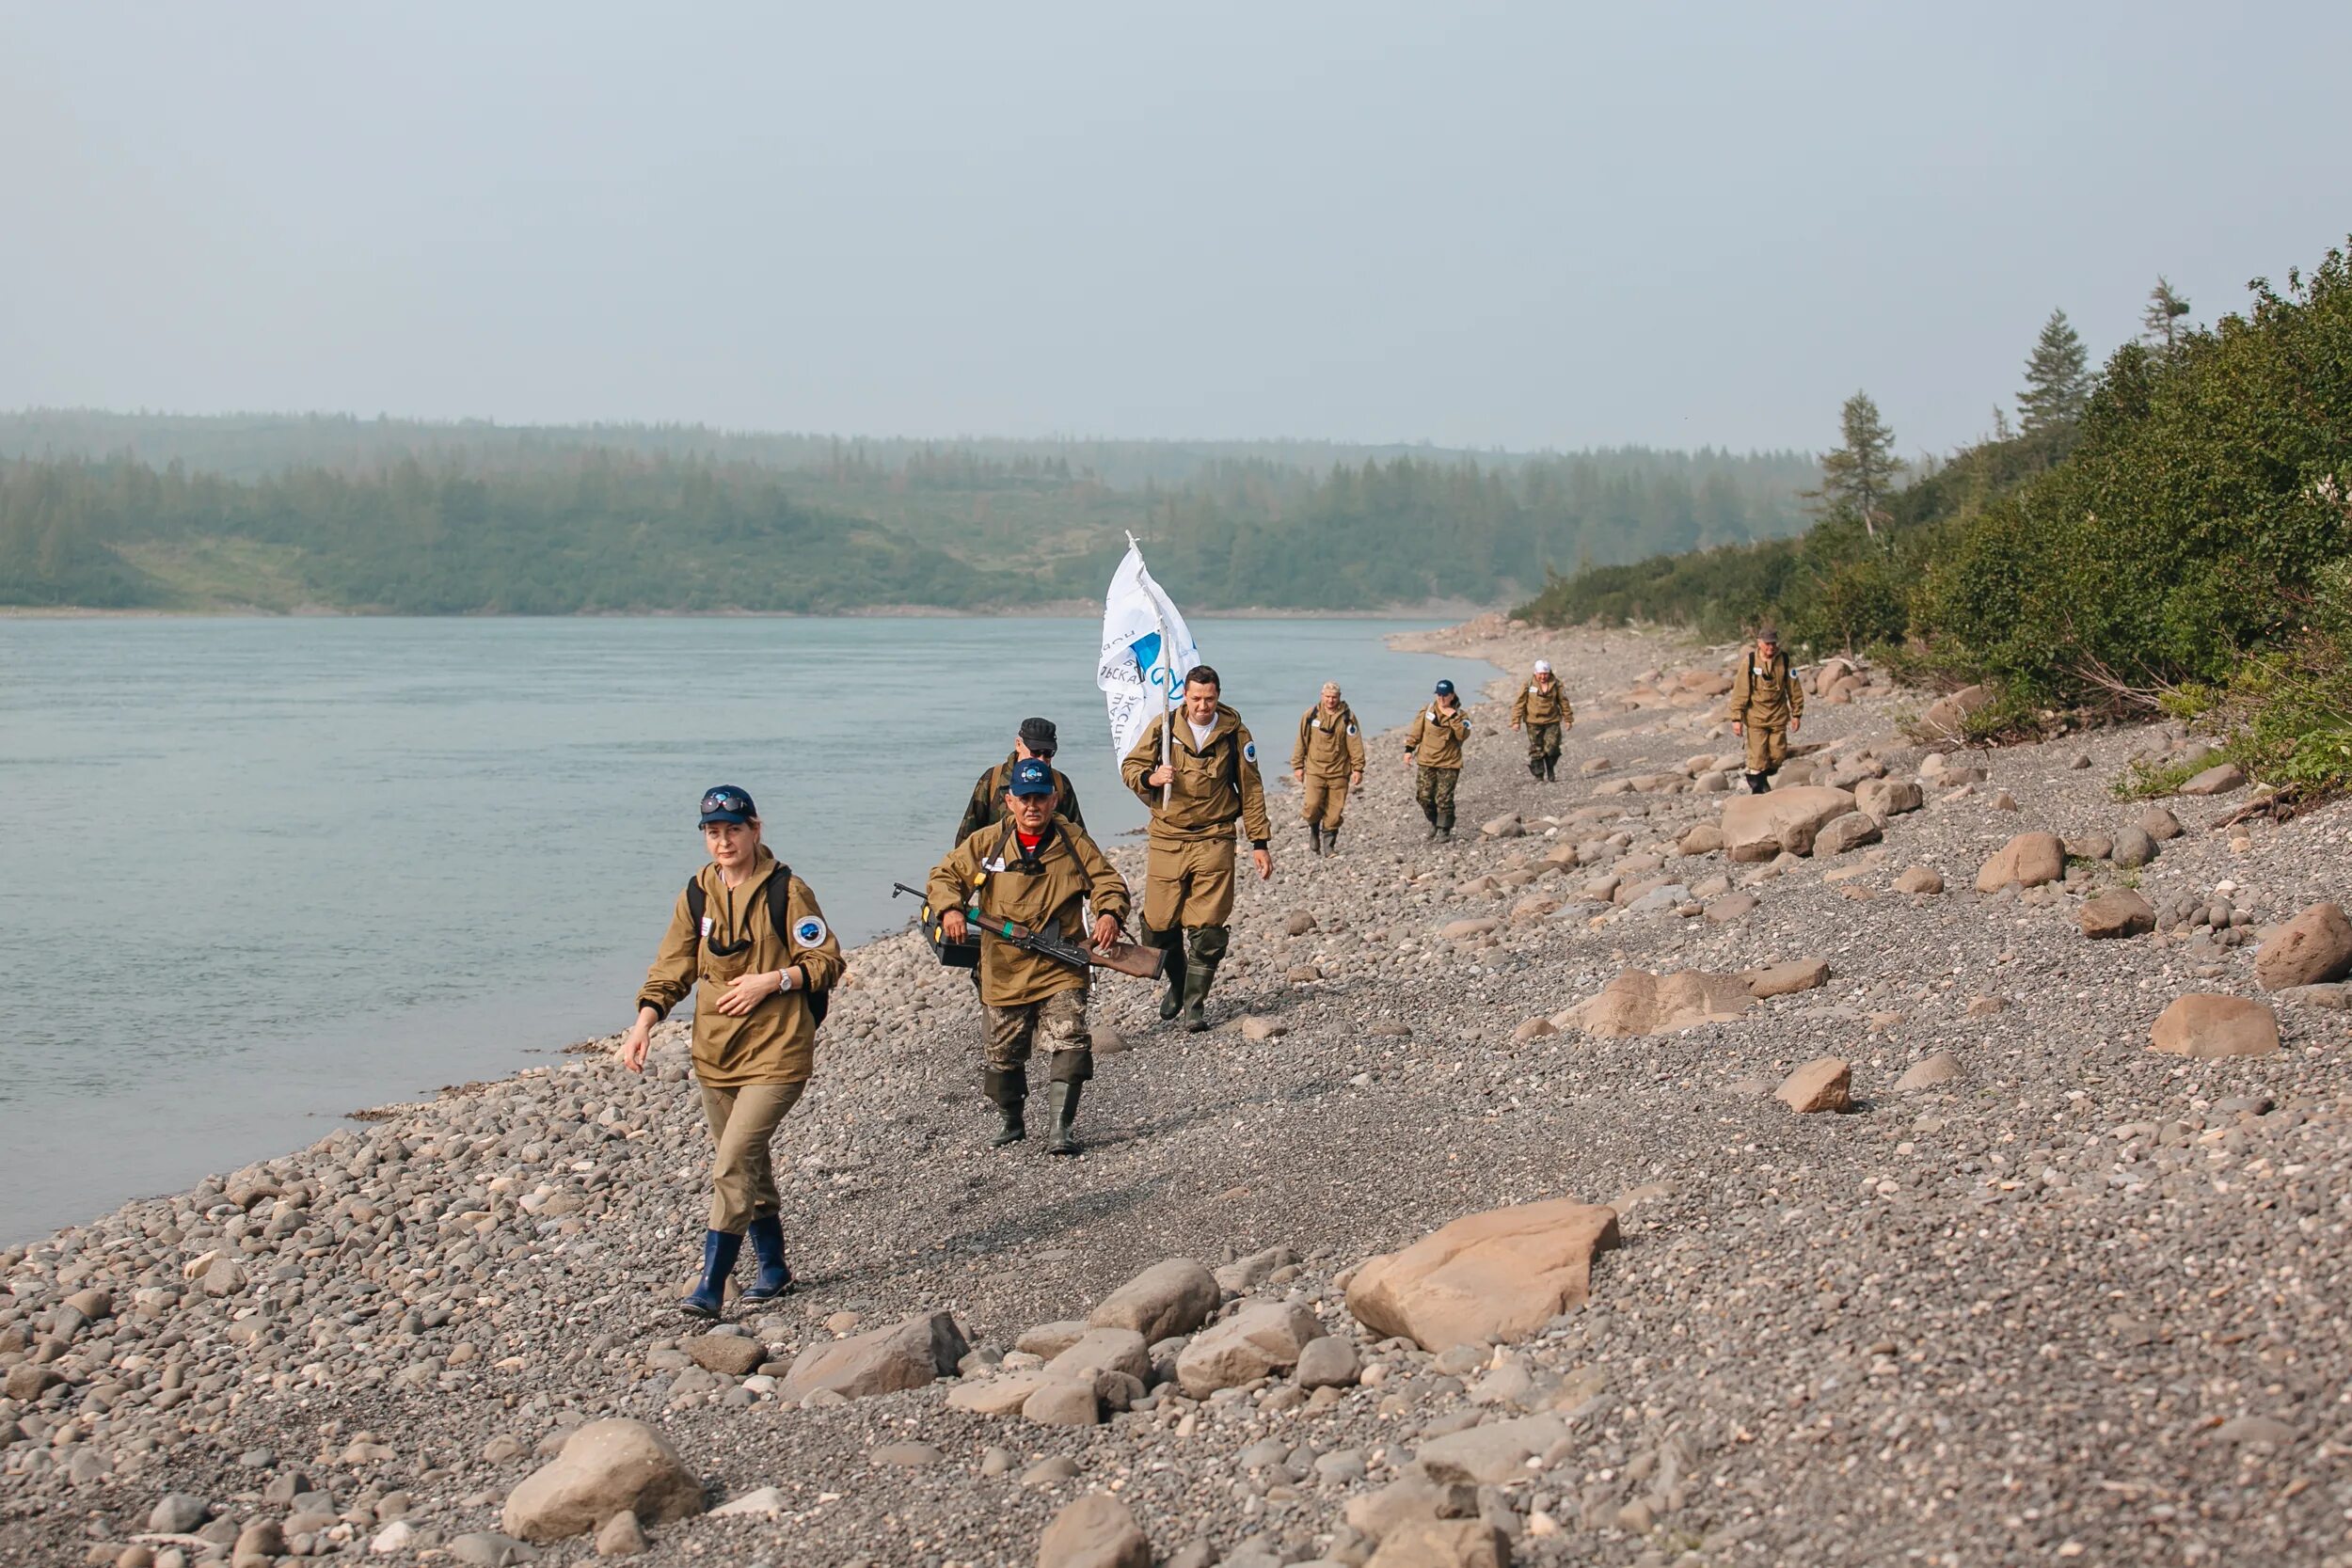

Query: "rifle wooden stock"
left=891, top=883, right=1166, bottom=981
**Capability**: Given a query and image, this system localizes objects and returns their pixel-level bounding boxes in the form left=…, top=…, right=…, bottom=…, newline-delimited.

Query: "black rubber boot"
left=1746, top=771, right=1771, bottom=794
left=1438, top=810, right=1456, bottom=841
left=1152, top=927, right=1187, bottom=1020
left=682, top=1229, right=741, bottom=1320
left=1045, top=1079, right=1084, bottom=1155
left=1421, top=800, right=1439, bottom=841
left=1309, top=824, right=1324, bottom=855
left=1528, top=756, right=1544, bottom=780
left=1180, top=961, right=1218, bottom=1033
left=1323, top=828, right=1339, bottom=853
left=984, top=1067, right=1027, bottom=1147
left=1545, top=757, right=1559, bottom=782
left=743, top=1214, right=793, bottom=1301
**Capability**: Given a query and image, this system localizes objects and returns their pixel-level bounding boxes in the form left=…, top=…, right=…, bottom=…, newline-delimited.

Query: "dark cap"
left=1008, top=758, right=1057, bottom=797
left=699, top=784, right=756, bottom=825
left=1017, top=716, right=1058, bottom=756
left=1434, top=678, right=1456, bottom=697
left=1756, top=626, right=1781, bottom=643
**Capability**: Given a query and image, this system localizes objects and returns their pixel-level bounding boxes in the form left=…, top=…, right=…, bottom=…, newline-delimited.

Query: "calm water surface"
left=0, top=616, right=1487, bottom=1240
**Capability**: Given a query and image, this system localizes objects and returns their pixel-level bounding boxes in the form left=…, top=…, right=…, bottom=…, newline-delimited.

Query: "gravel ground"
left=5, top=616, right=2349, bottom=1568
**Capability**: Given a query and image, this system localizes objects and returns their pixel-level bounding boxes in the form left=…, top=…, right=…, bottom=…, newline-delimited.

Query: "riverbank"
left=6, top=615, right=2349, bottom=1566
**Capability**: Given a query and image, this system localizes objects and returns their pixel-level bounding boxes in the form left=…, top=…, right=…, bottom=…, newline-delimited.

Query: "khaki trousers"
left=1742, top=722, right=1789, bottom=775
left=1299, top=775, right=1351, bottom=831
left=697, top=1081, right=805, bottom=1233
left=1144, top=835, right=1237, bottom=930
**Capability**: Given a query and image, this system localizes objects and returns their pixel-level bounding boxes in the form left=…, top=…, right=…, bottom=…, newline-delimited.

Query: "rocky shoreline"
left=6, top=617, right=2349, bottom=1568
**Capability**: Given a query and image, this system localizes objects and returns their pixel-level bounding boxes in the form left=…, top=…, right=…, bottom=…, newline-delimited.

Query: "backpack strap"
left=766, top=863, right=831, bottom=1027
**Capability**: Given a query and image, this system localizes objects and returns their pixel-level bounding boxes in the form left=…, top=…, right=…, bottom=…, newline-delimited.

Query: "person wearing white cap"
left=1509, top=659, right=1574, bottom=781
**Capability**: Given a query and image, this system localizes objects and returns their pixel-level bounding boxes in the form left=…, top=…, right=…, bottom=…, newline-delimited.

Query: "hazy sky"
left=6, top=2, right=2346, bottom=457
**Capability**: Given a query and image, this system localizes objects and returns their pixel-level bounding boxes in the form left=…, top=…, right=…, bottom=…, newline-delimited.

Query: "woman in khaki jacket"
left=619, top=784, right=844, bottom=1318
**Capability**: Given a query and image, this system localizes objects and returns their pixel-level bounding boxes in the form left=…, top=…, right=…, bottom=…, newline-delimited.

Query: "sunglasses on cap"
left=700, top=788, right=755, bottom=823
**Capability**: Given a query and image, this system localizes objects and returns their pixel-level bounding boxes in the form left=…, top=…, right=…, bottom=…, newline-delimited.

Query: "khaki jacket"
left=1727, top=646, right=1804, bottom=726
left=1405, top=704, right=1470, bottom=769
left=927, top=816, right=1131, bottom=1008
left=636, top=846, right=846, bottom=1088
left=953, top=752, right=1084, bottom=846
left=1512, top=676, right=1574, bottom=728
left=1120, top=704, right=1274, bottom=846
left=1292, top=702, right=1366, bottom=780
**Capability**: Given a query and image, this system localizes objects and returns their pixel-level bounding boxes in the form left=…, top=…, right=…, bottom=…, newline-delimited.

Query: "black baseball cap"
left=1009, top=758, right=1057, bottom=797
left=1434, top=679, right=1456, bottom=697
left=699, top=784, right=756, bottom=825
left=1018, top=717, right=1058, bottom=756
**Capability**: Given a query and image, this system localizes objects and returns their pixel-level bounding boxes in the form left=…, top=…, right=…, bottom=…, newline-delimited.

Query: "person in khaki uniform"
left=1404, top=678, right=1471, bottom=840
left=1726, top=626, right=1804, bottom=793
left=1290, top=681, right=1365, bottom=855
left=1509, top=658, right=1574, bottom=781
left=952, top=716, right=1085, bottom=846
left=929, top=758, right=1129, bottom=1154
left=1120, top=665, right=1273, bottom=1032
left=620, top=784, right=845, bottom=1318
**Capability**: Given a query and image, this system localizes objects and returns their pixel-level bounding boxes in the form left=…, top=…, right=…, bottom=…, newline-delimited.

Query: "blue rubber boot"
left=743, top=1214, right=793, bottom=1301
left=681, top=1228, right=741, bottom=1319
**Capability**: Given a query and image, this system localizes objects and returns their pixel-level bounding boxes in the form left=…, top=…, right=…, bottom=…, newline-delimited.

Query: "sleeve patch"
left=1345, top=722, right=1358, bottom=736
left=791, top=915, right=830, bottom=948
left=1242, top=741, right=1257, bottom=764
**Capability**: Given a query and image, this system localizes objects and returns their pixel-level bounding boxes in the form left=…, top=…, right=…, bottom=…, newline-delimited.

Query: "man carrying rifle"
left=928, top=757, right=1129, bottom=1154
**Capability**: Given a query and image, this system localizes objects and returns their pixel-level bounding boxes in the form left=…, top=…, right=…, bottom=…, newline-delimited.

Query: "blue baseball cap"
left=699, top=784, right=756, bottom=824
left=1434, top=679, right=1456, bottom=697
left=1008, top=758, right=1057, bottom=797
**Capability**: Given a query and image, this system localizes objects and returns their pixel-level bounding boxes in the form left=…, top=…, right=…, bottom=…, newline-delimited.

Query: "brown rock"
left=2179, top=763, right=2247, bottom=796
left=1703, top=892, right=1757, bottom=923
left=2139, top=806, right=2185, bottom=840
left=680, top=1334, right=764, bottom=1377
left=1366, top=1518, right=1513, bottom=1568
left=1239, top=1016, right=1288, bottom=1040
left=1023, top=1378, right=1102, bottom=1427
left=775, top=1311, right=967, bottom=1403
left=1892, top=1052, right=1961, bottom=1091
left=501, top=1419, right=705, bottom=1544
left=1965, top=994, right=2009, bottom=1016
left=2079, top=890, right=2156, bottom=939
left=1511, top=1017, right=1558, bottom=1042
left=1721, top=786, right=1859, bottom=861
left=1975, top=832, right=2065, bottom=892
left=1854, top=778, right=1924, bottom=820
left=1561, top=969, right=1754, bottom=1037
left=1015, top=1321, right=1090, bottom=1358
left=1677, top=823, right=1725, bottom=855
left=1174, top=1302, right=1321, bottom=1396
left=1893, top=865, right=1944, bottom=895
left=1044, top=1328, right=1150, bottom=1386
left=1919, top=683, right=1992, bottom=736
left=2150, top=995, right=2280, bottom=1058
left=1038, top=1493, right=1150, bottom=1568
left=2254, top=903, right=2352, bottom=990
left=595, top=1511, right=647, bottom=1558
left=1811, top=812, right=1883, bottom=857
left=1775, top=1058, right=1851, bottom=1113
left=1741, top=958, right=1830, bottom=998
left=1439, top=918, right=1500, bottom=941
left=1088, top=1259, right=1218, bottom=1342
left=1347, top=1198, right=1620, bottom=1352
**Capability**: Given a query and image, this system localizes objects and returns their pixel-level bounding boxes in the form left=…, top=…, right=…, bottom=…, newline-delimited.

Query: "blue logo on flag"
left=1132, top=631, right=1177, bottom=698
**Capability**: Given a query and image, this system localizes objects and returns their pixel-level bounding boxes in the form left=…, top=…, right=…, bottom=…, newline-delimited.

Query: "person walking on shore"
left=1404, top=678, right=1470, bottom=840
left=1290, top=681, right=1365, bottom=855
left=619, top=785, right=844, bottom=1318
left=1726, top=626, right=1803, bottom=793
left=1121, top=665, right=1274, bottom=1032
left=929, top=758, right=1129, bottom=1153
left=953, top=716, right=1085, bottom=845
left=1509, top=658, right=1573, bottom=782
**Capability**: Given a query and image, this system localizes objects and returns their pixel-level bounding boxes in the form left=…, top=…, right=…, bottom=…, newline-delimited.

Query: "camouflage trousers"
left=1415, top=766, right=1460, bottom=821
left=984, top=986, right=1094, bottom=1080
left=1525, top=722, right=1563, bottom=766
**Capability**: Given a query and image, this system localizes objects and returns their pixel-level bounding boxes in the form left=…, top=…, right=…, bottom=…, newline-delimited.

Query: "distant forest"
left=0, top=413, right=1813, bottom=613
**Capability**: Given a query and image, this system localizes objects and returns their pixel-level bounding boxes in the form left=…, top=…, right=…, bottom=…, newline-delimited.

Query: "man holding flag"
left=1099, top=540, right=1273, bottom=1032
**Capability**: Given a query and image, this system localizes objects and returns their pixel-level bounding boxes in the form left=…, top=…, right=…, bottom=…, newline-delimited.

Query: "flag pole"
left=1130, top=532, right=1174, bottom=807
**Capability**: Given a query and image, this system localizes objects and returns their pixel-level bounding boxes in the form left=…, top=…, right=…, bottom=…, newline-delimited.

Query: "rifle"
left=891, top=884, right=1166, bottom=981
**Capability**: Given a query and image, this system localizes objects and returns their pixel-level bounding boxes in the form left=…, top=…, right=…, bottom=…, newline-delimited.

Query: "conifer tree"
left=2017, top=309, right=2092, bottom=435
left=2141, top=277, right=2191, bottom=352
left=1814, top=391, right=1905, bottom=537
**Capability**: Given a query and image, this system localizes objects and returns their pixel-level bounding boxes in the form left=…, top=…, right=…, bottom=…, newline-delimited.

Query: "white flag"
left=1097, top=540, right=1200, bottom=761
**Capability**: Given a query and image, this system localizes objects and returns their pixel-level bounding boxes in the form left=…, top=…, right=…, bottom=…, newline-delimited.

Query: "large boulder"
left=1918, top=684, right=1992, bottom=737
left=1367, top=1520, right=1512, bottom=1568
left=775, top=1311, right=968, bottom=1403
left=2079, top=890, right=2156, bottom=940
left=1975, top=832, right=2064, bottom=892
left=501, top=1419, right=704, bottom=1544
left=1775, top=1058, right=1851, bottom=1113
left=1740, top=958, right=1830, bottom=998
left=1044, top=1328, right=1151, bottom=1386
left=2150, top=995, right=2280, bottom=1058
left=1088, top=1259, right=1218, bottom=1343
left=1559, top=969, right=1753, bottom=1037
left=2254, top=903, right=2352, bottom=990
left=1413, top=1414, right=1572, bottom=1484
left=1038, top=1494, right=1150, bottom=1568
left=2179, top=763, right=2247, bottom=796
left=1721, top=786, right=1857, bottom=861
left=1811, top=812, right=1882, bottom=857
left=1854, top=778, right=1923, bottom=820
left=1174, top=1302, right=1320, bottom=1396
left=1347, top=1198, right=1621, bottom=1352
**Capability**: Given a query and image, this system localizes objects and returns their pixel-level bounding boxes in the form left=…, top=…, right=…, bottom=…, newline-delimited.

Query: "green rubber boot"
left=1045, top=1079, right=1084, bottom=1155
left=1181, top=960, right=1218, bottom=1033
